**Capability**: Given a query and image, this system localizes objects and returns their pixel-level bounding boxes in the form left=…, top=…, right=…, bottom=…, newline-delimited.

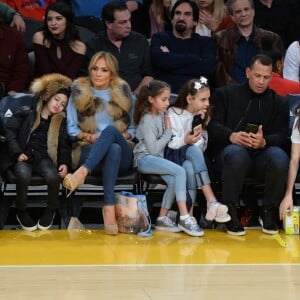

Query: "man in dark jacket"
left=86, top=1, right=153, bottom=94
left=150, top=0, right=216, bottom=94
left=214, top=0, right=284, bottom=87
left=208, top=54, right=290, bottom=236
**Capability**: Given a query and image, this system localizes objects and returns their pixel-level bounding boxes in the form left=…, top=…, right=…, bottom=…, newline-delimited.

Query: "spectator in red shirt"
left=3, top=0, right=56, bottom=22
left=261, top=36, right=300, bottom=96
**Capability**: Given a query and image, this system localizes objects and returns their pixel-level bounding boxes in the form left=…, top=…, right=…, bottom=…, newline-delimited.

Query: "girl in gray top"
left=133, top=80, right=203, bottom=237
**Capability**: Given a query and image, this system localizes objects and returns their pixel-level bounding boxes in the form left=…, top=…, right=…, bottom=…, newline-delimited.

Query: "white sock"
left=180, top=214, right=189, bottom=221
left=207, top=199, right=217, bottom=206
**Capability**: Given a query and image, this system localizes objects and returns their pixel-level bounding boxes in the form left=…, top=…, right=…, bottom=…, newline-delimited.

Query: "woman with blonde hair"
left=196, top=0, right=234, bottom=36
left=63, top=51, right=134, bottom=235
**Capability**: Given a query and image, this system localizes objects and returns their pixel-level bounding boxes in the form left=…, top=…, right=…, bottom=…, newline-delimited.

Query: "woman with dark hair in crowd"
left=131, top=0, right=172, bottom=41
left=260, top=36, right=300, bottom=96
left=32, top=1, right=86, bottom=79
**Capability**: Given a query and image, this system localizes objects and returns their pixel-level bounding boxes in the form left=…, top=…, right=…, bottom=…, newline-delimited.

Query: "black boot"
left=259, top=205, right=279, bottom=234
left=225, top=204, right=245, bottom=236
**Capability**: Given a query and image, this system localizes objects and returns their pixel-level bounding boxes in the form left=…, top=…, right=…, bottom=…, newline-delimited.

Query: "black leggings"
left=13, top=158, right=60, bottom=211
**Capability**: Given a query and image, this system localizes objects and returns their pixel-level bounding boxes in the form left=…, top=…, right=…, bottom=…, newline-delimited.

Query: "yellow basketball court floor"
left=0, top=229, right=299, bottom=299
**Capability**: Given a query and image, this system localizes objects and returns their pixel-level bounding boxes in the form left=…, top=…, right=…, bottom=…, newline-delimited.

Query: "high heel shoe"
left=63, top=166, right=88, bottom=197
left=63, top=173, right=85, bottom=197
left=102, top=206, right=118, bottom=235
left=104, top=224, right=118, bottom=235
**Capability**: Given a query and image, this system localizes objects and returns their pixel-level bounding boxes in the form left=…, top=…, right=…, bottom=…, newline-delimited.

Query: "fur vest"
left=71, top=77, right=132, bottom=134
left=70, top=77, right=133, bottom=168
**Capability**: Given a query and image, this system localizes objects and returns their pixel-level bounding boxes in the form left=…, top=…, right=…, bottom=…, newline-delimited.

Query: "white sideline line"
left=0, top=263, right=300, bottom=269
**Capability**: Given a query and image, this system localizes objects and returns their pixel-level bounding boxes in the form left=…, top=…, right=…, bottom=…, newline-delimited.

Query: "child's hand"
left=160, top=45, right=169, bottom=53
left=123, top=131, right=132, bottom=140
left=184, top=127, right=202, bottom=144
left=58, top=164, right=68, bottom=178
left=89, top=133, right=100, bottom=143
left=279, top=195, right=293, bottom=220
left=18, top=153, right=28, bottom=162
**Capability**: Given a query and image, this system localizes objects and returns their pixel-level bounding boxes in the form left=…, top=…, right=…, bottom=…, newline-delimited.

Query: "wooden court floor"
left=0, top=229, right=299, bottom=299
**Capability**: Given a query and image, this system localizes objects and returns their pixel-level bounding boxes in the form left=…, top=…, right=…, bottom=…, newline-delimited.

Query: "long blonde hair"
left=88, top=51, right=124, bottom=90
left=196, top=0, right=227, bottom=26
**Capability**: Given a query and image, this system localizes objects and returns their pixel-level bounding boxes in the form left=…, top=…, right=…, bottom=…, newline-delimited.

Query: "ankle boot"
left=259, top=205, right=279, bottom=234
left=225, top=203, right=245, bottom=236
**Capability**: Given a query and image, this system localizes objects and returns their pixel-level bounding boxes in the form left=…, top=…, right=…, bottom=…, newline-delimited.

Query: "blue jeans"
left=79, top=125, right=133, bottom=205
left=215, top=145, right=289, bottom=206
left=137, top=154, right=187, bottom=209
left=185, top=145, right=211, bottom=189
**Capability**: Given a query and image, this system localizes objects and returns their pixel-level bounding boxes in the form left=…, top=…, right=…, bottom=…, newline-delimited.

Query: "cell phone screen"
left=246, top=123, right=258, bottom=133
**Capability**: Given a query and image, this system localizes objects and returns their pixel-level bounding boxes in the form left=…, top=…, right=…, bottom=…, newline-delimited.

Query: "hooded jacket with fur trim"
left=0, top=73, right=72, bottom=173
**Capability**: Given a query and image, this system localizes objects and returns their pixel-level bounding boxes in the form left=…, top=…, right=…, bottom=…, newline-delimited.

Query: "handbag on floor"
left=115, top=191, right=152, bottom=236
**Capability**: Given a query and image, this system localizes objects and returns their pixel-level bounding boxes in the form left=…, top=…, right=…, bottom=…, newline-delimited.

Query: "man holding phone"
left=207, top=54, right=290, bottom=236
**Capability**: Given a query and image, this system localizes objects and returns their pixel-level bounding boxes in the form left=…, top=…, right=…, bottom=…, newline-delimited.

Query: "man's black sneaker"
left=259, top=205, right=279, bottom=235
left=225, top=203, right=246, bottom=236
left=37, top=208, right=56, bottom=230
left=226, top=220, right=246, bottom=236
left=16, top=209, right=37, bottom=231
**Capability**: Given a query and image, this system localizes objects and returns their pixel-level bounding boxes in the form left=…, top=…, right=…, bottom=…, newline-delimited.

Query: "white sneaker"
left=167, top=210, right=177, bottom=223
left=178, top=216, right=204, bottom=237
left=206, top=200, right=231, bottom=223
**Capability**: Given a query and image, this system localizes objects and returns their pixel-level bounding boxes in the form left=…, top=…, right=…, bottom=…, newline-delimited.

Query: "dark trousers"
left=13, top=158, right=60, bottom=211
left=215, top=145, right=289, bottom=207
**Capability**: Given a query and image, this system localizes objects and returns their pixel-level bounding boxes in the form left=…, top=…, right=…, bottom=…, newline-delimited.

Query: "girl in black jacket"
left=2, top=73, right=72, bottom=231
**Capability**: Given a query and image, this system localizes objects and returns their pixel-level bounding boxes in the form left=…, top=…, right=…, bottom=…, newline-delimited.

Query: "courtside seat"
left=85, top=169, right=139, bottom=188
left=140, top=173, right=165, bottom=188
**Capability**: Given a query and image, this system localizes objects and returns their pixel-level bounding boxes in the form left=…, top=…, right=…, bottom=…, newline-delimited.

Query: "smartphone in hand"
left=192, top=124, right=202, bottom=136
left=246, top=123, right=259, bottom=133
left=191, top=115, right=203, bottom=134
